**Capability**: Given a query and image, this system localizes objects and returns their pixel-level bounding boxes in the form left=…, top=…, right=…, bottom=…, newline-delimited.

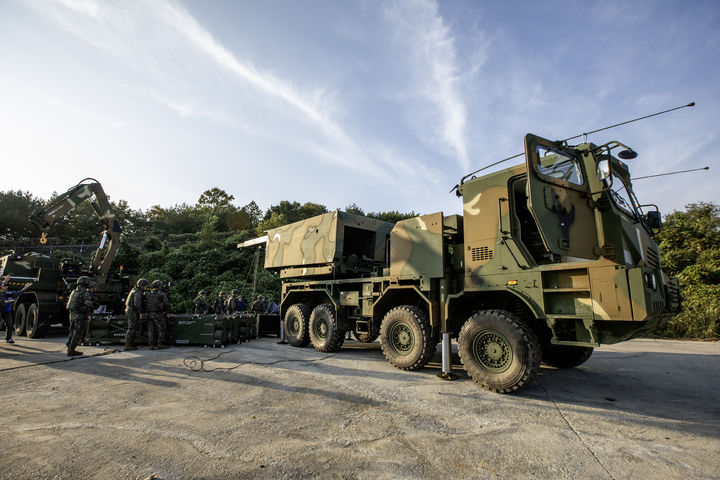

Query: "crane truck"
left=240, top=132, right=681, bottom=393
left=0, top=178, right=126, bottom=338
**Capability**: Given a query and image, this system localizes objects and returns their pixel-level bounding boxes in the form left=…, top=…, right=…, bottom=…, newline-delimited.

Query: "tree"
left=0, top=190, right=44, bottom=243
left=197, top=188, right=234, bottom=209
left=655, top=202, right=720, bottom=339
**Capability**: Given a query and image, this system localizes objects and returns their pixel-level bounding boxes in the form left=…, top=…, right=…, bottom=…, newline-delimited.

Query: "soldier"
left=265, top=297, right=280, bottom=315
left=1, top=275, right=33, bottom=344
left=225, top=289, right=244, bottom=313
left=194, top=290, right=208, bottom=314
left=212, top=291, right=227, bottom=315
left=146, top=280, right=171, bottom=350
left=250, top=295, right=266, bottom=313
left=124, top=278, right=149, bottom=351
left=65, top=276, right=95, bottom=356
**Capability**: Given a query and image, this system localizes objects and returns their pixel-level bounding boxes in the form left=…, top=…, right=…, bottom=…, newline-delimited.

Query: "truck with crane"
left=0, top=178, right=126, bottom=338
left=241, top=130, right=682, bottom=393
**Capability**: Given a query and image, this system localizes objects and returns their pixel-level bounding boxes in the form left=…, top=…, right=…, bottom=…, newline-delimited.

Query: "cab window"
left=536, top=145, right=584, bottom=186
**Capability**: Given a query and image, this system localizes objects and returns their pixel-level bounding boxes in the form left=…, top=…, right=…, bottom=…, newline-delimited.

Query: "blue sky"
left=1, top=0, right=718, bottom=218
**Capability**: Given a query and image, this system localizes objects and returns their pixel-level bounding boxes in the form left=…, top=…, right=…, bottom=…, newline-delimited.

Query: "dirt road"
left=1, top=334, right=718, bottom=479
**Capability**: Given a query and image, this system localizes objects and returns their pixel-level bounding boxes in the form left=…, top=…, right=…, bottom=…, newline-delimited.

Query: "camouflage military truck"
left=0, top=179, right=127, bottom=338
left=242, top=133, right=681, bottom=393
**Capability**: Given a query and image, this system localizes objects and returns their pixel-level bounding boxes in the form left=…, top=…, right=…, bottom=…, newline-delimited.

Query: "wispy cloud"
left=383, top=0, right=469, bottom=170
left=30, top=0, right=454, bottom=202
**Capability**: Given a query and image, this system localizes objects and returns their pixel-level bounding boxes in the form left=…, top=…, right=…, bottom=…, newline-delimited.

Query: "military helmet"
left=199, top=290, right=207, bottom=296
left=137, top=278, right=150, bottom=288
left=219, top=290, right=226, bottom=296
left=89, top=281, right=97, bottom=289
left=152, top=280, right=164, bottom=288
left=77, top=276, right=92, bottom=287
left=231, top=289, right=239, bottom=295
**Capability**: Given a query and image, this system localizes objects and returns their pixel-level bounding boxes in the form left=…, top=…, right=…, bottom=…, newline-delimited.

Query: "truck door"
left=524, top=134, right=599, bottom=260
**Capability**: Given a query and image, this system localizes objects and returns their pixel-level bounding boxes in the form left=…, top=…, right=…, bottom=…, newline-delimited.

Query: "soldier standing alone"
left=124, top=278, right=149, bottom=351
left=146, top=280, right=171, bottom=350
left=66, top=276, right=95, bottom=356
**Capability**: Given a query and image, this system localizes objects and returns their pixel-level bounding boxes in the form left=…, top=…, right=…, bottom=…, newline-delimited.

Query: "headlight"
left=644, top=272, right=657, bottom=290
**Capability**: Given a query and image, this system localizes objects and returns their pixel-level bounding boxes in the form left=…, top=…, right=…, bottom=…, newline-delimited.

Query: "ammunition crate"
left=83, top=314, right=146, bottom=346
left=167, top=314, right=229, bottom=347
left=225, top=313, right=255, bottom=343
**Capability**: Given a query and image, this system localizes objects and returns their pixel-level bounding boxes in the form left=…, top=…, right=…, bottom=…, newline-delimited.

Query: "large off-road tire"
left=13, top=303, right=27, bottom=336
left=284, top=303, right=311, bottom=347
left=309, top=304, right=345, bottom=352
left=379, top=306, right=435, bottom=371
left=542, top=344, right=593, bottom=368
left=458, top=309, right=540, bottom=393
left=25, top=303, right=49, bottom=338
left=353, top=331, right=379, bottom=343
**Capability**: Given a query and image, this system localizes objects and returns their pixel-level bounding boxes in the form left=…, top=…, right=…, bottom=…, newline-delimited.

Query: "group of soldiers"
left=123, top=278, right=171, bottom=351
left=65, top=276, right=172, bottom=356
left=65, top=278, right=278, bottom=356
left=192, top=290, right=279, bottom=315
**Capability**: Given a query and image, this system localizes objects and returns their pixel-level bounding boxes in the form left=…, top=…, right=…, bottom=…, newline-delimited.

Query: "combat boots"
left=67, top=347, right=83, bottom=357
left=124, top=342, right=137, bottom=351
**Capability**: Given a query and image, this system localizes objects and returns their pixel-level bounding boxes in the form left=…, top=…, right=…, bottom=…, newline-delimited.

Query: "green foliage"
left=654, top=202, right=720, bottom=339
left=257, top=200, right=328, bottom=234
left=0, top=190, right=45, bottom=243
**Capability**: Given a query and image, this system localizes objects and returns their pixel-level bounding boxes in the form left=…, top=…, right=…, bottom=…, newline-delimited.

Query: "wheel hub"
left=289, top=318, right=300, bottom=335
left=390, top=322, right=414, bottom=355
left=314, top=319, right=328, bottom=339
left=473, top=330, right=512, bottom=373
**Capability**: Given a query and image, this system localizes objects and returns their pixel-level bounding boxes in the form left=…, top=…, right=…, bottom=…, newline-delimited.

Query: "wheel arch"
left=447, top=289, right=548, bottom=340
left=282, top=288, right=338, bottom=315
left=372, top=285, right=432, bottom=328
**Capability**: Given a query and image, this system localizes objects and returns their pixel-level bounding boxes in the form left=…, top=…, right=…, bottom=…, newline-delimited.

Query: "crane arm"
left=28, top=178, right=122, bottom=285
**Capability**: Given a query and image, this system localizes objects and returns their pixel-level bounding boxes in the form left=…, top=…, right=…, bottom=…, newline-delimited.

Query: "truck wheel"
left=542, top=345, right=593, bottom=368
left=284, top=303, right=311, bottom=347
left=14, top=303, right=27, bottom=336
left=458, top=310, right=540, bottom=393
left=309, top=304, right=344, bottom=352
left=353, top=331, right=379, bottom=343
left=25, top=303, right=49, bottom=338
left=380, top=306, right=435, bottom=371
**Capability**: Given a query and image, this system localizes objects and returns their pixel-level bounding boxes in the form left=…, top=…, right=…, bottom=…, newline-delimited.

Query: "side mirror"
left=645, top=211, right=662, bottom=229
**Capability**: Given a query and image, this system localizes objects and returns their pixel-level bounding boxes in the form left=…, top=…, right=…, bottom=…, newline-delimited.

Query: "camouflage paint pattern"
left=389, top=212, right=444, bottom=278
left=265, top=210, right=394, bottom=278
left=249, top=133, right=680, bottom=349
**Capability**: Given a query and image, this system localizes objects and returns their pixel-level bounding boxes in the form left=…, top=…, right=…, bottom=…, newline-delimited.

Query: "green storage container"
left=167, top=314, right=229, bottom=347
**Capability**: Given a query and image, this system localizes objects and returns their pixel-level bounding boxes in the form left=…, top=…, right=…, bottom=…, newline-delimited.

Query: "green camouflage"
left=264, top=210, right=394, bottom=279
left=242, top=132, right=681, bottom=392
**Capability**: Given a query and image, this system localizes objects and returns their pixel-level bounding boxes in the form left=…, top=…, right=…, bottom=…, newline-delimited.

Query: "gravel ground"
left=0, top=333, right=718, bottom=480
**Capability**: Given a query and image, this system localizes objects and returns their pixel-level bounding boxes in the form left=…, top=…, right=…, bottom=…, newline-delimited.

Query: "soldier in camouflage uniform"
left=146, top=280, right=171, bottom=350
left=65, top=276, right=95, bottom=356
left=225, top=289, right=244, bottom=313
left=212, top=291, right=227, bottom=315
left=124, top=278, right=149, bottom=351
left=194, top=290, right=208, bottom=314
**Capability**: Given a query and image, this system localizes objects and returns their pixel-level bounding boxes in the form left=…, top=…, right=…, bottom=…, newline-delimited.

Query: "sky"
left=0, top=0, right=718, bottom=219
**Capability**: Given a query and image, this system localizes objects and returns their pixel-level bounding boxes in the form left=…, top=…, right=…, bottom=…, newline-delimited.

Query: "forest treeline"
left=0, top=187, right=417, bottom=313
left=0, top=187, right=717, bottom=339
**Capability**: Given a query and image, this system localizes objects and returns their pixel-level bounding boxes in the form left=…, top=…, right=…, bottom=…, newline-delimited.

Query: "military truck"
left=0, top=179, right=127, bottom=338
left=241, top=133, right=681, bottom=393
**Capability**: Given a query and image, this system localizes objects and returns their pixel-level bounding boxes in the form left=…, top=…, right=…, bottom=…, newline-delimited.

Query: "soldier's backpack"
left=66, top=288, right=82, bottom=312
